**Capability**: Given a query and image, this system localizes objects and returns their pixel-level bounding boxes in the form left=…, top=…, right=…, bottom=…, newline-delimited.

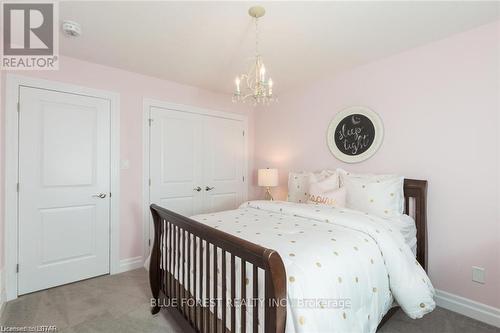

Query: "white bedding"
left=151, top=200, right=435, bottom=333
left=390, top=214, right=418, bottom=255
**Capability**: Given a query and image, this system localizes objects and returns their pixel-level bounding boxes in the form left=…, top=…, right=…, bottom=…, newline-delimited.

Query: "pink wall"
left=0, top=56, right=254, bottom=266
left=254, top=21, right=500, bottom=308
left=1, top=19, right=498, bottom=311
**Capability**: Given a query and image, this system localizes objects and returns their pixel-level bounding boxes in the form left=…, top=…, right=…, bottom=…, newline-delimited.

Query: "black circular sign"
left=334, top=114, right=375, bottom=156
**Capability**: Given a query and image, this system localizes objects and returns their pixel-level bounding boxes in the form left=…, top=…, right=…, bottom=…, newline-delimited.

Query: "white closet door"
left=18, top=87, right=111, bottom=295
left=149, top=106, right=245, bottom=218
left=149, top=107, right=204, bottom=217
left=203, top=116, right=245, bottom=213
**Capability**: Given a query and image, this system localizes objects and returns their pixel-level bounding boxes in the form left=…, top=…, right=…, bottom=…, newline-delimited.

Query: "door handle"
left=205, top=186, right=215, bottom=191
left=193, top=186, right=202, bottom=192
left=92, top=193, right=107, bottom=198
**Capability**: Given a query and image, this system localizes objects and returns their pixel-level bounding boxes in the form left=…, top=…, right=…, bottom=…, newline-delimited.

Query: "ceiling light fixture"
left=233, top=6, right=276, bottom=106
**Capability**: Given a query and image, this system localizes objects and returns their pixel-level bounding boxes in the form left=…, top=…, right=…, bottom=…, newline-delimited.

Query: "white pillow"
left=338, top=169, right=404, bottom=218
left=287, top=170, right=338, bottom=203
left=310, top=173, right=338, bottom=191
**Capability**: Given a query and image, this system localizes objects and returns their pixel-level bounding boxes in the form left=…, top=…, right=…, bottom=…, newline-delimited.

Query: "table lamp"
left=258, top=168, right=278, bottom=200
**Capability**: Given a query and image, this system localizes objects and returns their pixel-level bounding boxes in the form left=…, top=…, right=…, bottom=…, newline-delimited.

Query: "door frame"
left=142, top=98, right=249, bottom=259
left=4, top=74, right=121, bottom=301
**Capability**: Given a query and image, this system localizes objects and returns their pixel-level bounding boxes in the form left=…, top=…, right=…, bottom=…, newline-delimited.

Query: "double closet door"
left=149, top=106, right=246, bottom=218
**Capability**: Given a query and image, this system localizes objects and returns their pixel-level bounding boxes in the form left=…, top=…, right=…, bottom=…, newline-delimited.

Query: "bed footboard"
left=149, top=204, right=287, bottom=333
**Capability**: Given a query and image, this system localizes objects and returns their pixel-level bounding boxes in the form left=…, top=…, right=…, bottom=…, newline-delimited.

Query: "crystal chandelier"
left=233, top=6, right=276, bottom=105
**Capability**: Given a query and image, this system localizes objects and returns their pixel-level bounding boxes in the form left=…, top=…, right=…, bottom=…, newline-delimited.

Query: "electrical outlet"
left=472, top=266, right=485, bottom=284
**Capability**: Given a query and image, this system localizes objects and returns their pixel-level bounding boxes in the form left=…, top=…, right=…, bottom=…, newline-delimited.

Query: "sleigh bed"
left=149, top=179, right=429, bottom=333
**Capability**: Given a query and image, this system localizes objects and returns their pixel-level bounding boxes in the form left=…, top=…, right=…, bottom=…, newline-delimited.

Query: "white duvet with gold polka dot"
left=189, top=200, right=435, bottom=333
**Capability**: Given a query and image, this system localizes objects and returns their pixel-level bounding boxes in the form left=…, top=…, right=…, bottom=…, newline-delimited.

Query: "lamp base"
left=264, top=187, right=274, bottom=201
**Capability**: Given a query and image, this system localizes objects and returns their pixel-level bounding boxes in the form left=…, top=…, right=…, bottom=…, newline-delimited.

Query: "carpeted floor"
left=1, top=269, right=498, bottom=333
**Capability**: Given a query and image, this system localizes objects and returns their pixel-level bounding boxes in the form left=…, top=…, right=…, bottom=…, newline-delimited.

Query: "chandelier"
left=232, top=6, right=276, bottom=105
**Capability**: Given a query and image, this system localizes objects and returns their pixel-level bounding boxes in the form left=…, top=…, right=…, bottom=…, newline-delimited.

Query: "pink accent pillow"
left=307, top=185, right=346, bottom=207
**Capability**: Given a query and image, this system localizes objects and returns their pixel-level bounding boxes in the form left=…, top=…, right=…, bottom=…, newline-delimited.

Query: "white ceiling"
left=59, top=1, right=500, bottom=95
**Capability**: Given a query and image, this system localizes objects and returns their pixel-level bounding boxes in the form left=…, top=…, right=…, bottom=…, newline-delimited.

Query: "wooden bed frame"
left=149, top=179, right=428, bottom=333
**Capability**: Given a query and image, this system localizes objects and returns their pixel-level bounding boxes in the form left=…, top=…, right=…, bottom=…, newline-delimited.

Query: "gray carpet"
left=1, top=269, right=498, bottom=333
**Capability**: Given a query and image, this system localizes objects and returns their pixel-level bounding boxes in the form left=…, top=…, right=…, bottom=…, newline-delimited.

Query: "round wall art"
left=326, top=106, right=384, bottom=163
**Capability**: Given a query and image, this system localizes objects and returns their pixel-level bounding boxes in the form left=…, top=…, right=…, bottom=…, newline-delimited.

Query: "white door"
left=18, top=86, right=111, bottom=295
left=149, top=106, right=245, bottom=218
left=149, top=107, right=204, bottom=217
left=203, top=116, right=245, bottom=213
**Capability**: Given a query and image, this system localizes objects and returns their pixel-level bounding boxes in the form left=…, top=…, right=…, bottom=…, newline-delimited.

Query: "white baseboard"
left=435, top=289, right=500, bottom=328
left=117, top=256, right=144, bottom=273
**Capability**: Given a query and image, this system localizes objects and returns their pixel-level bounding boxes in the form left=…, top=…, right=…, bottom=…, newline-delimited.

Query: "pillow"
left=338, top=169, right=404, bottom=218
left=287, top=170, right=338, bottom=203
left=309, top=173, right=339, bottom=192
left=308, top=186, right=346, bottom=207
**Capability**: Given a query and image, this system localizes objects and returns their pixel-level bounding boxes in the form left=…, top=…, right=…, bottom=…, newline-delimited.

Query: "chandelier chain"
left=255, top=17, right=259, bottom=56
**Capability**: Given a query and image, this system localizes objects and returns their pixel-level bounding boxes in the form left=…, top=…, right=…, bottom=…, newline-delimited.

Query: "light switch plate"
left=472, top=266, right=485, bottom=284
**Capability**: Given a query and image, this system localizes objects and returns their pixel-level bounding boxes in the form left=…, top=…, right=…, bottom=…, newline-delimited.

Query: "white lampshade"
left=258, top=168, right=278, bottom=187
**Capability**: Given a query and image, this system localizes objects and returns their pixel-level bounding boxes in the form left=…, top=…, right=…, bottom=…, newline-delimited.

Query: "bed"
left=149, top=179, right=434, bottom=333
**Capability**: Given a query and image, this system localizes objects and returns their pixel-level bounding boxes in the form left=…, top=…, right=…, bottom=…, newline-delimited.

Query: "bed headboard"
left=403, top=179, right=428, bottom=271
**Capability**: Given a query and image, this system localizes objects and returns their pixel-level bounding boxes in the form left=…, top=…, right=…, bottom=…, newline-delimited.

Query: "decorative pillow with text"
left=287, top=170, right=338, bottom=203
left=308, top=185, right=346, bottom=207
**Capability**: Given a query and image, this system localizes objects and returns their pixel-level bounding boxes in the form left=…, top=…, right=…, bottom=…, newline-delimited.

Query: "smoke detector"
left=62, top=20, right=82, bottom=37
